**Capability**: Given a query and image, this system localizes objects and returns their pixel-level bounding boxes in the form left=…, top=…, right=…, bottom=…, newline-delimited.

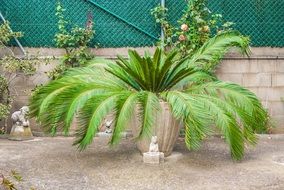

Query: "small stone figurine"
left=104, top=119, right=113, bottom=134
left=11, top=106, right=30, bottom=127
left=149, top=136, right=159, bottom=152
left=143, top=136, right=164, bottom=164
left=9, top=106, right=33, bottom=141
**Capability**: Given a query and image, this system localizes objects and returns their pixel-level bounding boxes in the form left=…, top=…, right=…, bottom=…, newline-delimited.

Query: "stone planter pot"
left=131, top=102, right=182, bottom=157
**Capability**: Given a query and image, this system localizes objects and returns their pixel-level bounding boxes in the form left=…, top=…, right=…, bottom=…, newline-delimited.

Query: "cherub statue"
left=9, top=106, right=33, bottom=141
left=149, top=136, right=159, bottom=153
left=11, top=106, right=29, bottom=127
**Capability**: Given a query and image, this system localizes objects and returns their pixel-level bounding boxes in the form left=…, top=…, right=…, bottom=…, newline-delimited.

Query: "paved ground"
left=0, top=135, right=284, bottom=190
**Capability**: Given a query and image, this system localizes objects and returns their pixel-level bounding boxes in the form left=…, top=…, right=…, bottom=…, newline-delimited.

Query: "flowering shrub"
left=151, top=0, right=234, bottom=57
left=49, top=2, right=95, bottom=79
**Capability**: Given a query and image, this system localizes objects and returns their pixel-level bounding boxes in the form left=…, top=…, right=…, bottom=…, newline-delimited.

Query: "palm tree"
left=29, top=31, right=269, bottom=160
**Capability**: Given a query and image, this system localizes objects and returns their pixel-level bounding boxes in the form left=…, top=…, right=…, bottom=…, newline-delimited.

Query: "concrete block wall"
left=216, top=47, right=284, bottom=133
left=217, top=58, right=284, bottom=133
left=2, top=47, right=284, bottom=133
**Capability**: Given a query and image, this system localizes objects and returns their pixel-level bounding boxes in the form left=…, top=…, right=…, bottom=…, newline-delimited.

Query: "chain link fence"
left=0, top=0, right=283, bottom=47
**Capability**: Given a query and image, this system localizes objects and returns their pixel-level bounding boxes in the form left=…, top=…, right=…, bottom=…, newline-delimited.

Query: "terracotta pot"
left=131, top=102, right=182, bottom=157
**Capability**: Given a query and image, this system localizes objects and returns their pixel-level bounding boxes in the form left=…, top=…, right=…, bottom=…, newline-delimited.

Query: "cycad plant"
left=29, top=31, right=269, bottom=160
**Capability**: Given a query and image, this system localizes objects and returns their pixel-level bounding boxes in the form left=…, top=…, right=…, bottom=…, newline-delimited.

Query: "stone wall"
left=2, top=47, right=284, bottom=133
left=217, top=48, right=284, bottom=133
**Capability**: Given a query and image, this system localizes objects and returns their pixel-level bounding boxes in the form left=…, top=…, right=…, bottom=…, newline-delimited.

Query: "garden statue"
left=149, top=136, right=159, bottom=152
left=11, top=106, right=29, bottom=127
left=143, top=136, right=164, bottom=164
left=104, top=119, right=113, bottom=134
left=9, top=106, right=33, bottom=141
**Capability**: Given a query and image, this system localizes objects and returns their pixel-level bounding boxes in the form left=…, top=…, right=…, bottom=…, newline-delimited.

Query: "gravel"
left=0, top=135, right=284, bottom=190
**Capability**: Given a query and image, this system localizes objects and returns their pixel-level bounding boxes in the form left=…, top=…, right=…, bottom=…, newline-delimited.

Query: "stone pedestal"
left=9, top=125, right=33, bottom=141
left=143, top=152, right=164, bottom=164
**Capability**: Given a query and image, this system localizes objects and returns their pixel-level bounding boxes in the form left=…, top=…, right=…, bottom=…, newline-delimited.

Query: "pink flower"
left=179, top=34, right=186, bottom=41
left=203, top=25, right=210, bottom=32
left=181, top=24, right=189, bottom=31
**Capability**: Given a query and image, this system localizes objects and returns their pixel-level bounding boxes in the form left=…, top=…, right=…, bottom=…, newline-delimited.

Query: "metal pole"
left=161, top=0, right=165, bottom=48
left=0, top=11, right=26, bottom=56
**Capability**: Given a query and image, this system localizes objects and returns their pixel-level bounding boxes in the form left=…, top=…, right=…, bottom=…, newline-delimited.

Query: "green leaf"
left=186, top=31, right=250, bottom=73
left=137, top=92, right=161, bottom=139
left=110, top=92, right=140, bottom=145
left=74, top=93, right=124, bottom=150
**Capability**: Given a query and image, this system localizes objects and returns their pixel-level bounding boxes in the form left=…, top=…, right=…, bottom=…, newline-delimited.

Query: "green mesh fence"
left=168, top=0, right=284, bottom=47
left=0, top=0, right=283, bottom=47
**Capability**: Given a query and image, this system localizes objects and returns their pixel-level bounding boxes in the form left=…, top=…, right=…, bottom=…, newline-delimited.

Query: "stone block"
left=276, top=59, right=284, bottom=73
left=272, top=74, right=284, bottom=87
left=143, top=152, right=164, bottom=164
left=247, top=60, right=258, bottom=73
left=36, top=60, right=58, bottom=73
left=242, top=73, right=272, bottom=87
left=29, top=73, right=50, bottom=86
left=265, top=88, right=284, bottom=101
left=248, top=47, right=284, bottom=57
left=249, top=59, right=276, bottom=73
left=249, top=87, right=284, bottom=101
left=217, top=73, right=243, bottom=85
left=9, top=74, right=27, bottom=87
left=10, top=98, right=29, bottom=112
left=272, top=115, right=284, bottom=128
left=218, top=58, right=277, bottom=74
left=248, top=88, right=264, bottom=100
left=217, top=60, right=250, bottom=73
left=265, top=101, right=284, bottom=116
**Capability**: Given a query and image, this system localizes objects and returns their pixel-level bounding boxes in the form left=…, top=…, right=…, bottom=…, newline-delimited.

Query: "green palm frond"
left=163, top=90, right=246, bottom=159
left=161, top=91, right=212, bottom=150
left=187, top=31, right=250, bottom=73
left=110, top=92, right=139, bottom=145
left=137, top=92, right=161, bottom=139
left=30, top=32, right=269, bottom=160
left=74, top=93, right=124, bottom=149
left=187, top=81, right=269, bottom=133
